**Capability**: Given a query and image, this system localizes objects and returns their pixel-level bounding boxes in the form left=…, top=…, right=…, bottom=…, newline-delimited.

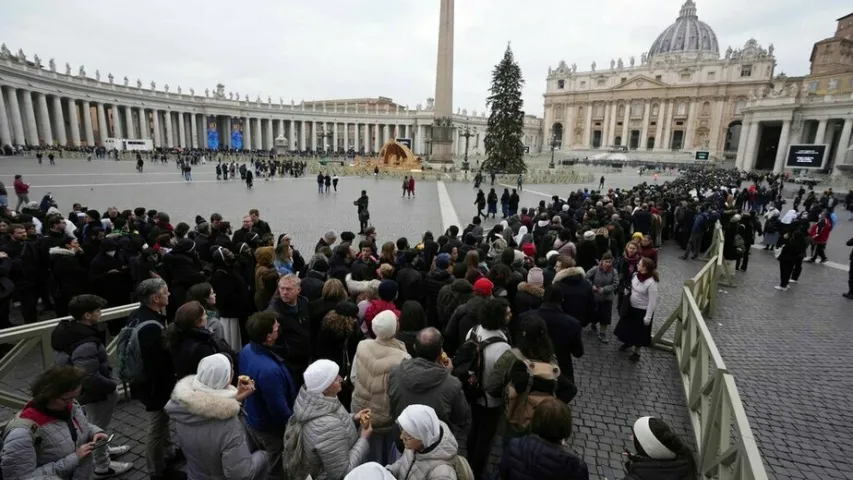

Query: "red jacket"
left=13, top=178, right=29, bottom=195
left=363, top=299, right=400, bottom=338
left=808, top=219, right=831, bottom=245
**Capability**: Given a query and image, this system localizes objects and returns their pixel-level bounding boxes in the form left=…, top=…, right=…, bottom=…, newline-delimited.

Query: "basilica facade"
left=543, top=0, right=775, bottom=160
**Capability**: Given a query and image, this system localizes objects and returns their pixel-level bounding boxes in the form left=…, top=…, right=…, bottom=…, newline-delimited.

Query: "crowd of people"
left=0, top=163, right=850, bottom=480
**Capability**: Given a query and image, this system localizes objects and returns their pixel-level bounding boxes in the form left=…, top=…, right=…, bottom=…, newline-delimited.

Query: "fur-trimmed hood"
left=346, top=273, right=381, bottom=298
left=516, top=282, right=544, bottom=298
left=553, top=266, right=585, bottom=284
left=165, top=375, right=241, bottom=424
left=48, top=246, right=77, bottom=256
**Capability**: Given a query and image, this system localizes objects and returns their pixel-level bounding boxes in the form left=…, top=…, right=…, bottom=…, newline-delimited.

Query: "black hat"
left=340, top=231, right=356, bottom=244
left=334, top=301, right=359, bottom=318
left=312, top=257, right=329, bottom=273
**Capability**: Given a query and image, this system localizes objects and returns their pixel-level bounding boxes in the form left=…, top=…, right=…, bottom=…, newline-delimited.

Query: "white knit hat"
left=372, top=310, right=398, bottom=340
left=303, top=359, right=339, bottom=394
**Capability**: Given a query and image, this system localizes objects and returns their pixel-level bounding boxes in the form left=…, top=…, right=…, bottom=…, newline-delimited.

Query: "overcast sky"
left=1, top=0, right=849, bottom=117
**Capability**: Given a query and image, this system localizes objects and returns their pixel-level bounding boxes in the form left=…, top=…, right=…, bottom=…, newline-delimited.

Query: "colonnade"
left=736, top=116, right=853, bottom=173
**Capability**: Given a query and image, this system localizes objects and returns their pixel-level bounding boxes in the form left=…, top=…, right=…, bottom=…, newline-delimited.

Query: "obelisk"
left=431, top=0, right=455, bottom=163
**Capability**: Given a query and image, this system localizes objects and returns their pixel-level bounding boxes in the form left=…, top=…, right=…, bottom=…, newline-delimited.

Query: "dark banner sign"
left=694, top=151, right=709, bottom=160
left=396, top=138, right=412, bottom=150
left=786, top=144, right=826, bottom=169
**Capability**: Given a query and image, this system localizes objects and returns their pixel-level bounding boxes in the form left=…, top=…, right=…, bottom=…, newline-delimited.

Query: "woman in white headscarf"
left=386, top=404, right=465, bottom=480
left=344, top=462, right=395, bottom=480
left=165, top=354, right=267, bottom=480
left=780, top=209, right=798, bottom=225
left=762, top=208, right=783, bottom=250
left=513, top=225, right=528, bottom=247
left=284, top=359, right=372, bottom=480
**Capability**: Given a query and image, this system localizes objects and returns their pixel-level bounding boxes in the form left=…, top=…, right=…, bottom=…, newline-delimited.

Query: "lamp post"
left=460, top=121, right=476, bottom=172
left=549, top=129, right=558, bottom=169
left=424, top=135, right=432, bottom=163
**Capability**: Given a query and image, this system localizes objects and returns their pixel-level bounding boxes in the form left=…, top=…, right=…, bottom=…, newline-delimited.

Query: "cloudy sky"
left=1, top=0, right=848, bottom=116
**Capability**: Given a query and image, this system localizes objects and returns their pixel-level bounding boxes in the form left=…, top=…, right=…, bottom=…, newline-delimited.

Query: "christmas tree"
left=483, top=45, right=526, bottom=174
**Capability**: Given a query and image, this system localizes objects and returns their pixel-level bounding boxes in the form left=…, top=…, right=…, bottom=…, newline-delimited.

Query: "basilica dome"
left=648, top=0, right=719, bottom=59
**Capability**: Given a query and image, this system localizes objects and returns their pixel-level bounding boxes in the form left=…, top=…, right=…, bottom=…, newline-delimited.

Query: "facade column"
left=164, top=111, right=174, bottom=148
left=308, top=121, right=315, bottom=151
left=51, top=96, right=67, bottom=146
left=684, top=100, right=697, bottom=148
left=110, top=104, right=122, bottom=139
left=139, top=108, right=149, bottom=140
left=735, top=120, right=751, bottom=170
left=96, top=103, right=108, bottom=145
left=640, top=101, right=651, bottom=150
left=742, top=120, right=761, bottom=172
left=243, top=117, right=252, bottom=150
left=223, top=117, right=232, bottom=149
left=583, top=104, right=592, bottom=148
left=333, top=122, right=339, bottom=151
left=364, top=124, right=370, bottom=152
left=653, top=101, right=665, bottom=150
left=772, top=120, right=792, bottom=174
left=6, top=88, right=26, bottom=146
left=299, top=120, right=306, bottom=151
left=189, top=113, right=198, bottom=148
left=22, top=91, right=39, bottom=146
left=661, top=101, right=673, bottom=150
left=37, top=93, right=53, bottom=145
left=0, top=88, right=12, bottom=147
left=563, top=104, right=573, bottom=148
left=601, top=102, right=610, bottom=148
left=151, top=110, right=162, bottom=147
left=814, top=119, right=828, bottom=144
left=176, top=112, right=186, bottom=147
left=833, top=118, right=853, bottom=171
left=255, top=118, right=262, bottom=149
left=67, top=99, right=81, bottom=147
left=372, top=123, right=379, bottom=151
left=621, top=103, right=629, bottom=146
left=609, top=103, right=619, bottom=146
left=81, top=102, right=94, bottom=146
left=265, top=119, right=273, bottom=149
left=343, top=122, right=349, bottom=151
left=123, top=107, right=134, bottom=139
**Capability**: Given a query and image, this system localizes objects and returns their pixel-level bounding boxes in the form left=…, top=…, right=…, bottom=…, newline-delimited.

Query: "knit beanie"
left=473, top=278, right=494, bottom=296
left=312, top=257, right=329, bottom=273
left=527, top=267, right=544, bottom=287
left=522, top=243, right=536, bottom=257
left=303, top=359, right=340, bottom=394
left=435, top=253, right=451, bottom=270
left=632, top=416, right=680, bottom=460
left=372, top=310, right=398, bottom=340
left=377, top=280, right=398, bottom=301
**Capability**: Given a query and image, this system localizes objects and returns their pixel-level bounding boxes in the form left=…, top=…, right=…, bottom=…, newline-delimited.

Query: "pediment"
left=610, top=75, right=668, bottom=90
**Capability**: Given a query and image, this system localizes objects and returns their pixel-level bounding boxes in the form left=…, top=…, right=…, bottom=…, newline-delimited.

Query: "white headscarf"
left=344, top=462, right=396, bottom=480
left=780, top=209, right=797, bottom=225
left=398, top=404, right=441, bottom=446
left=514, top=225, right=528, bottom=245
left=191, top=354, right=237, bottom=398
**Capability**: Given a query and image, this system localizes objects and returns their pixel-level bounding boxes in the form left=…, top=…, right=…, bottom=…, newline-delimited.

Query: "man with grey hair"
left=128, top=278, right=182, bottom=479
left=314, top=230, right=337, bottom=253
left=267, top=274, right=311, bottom=386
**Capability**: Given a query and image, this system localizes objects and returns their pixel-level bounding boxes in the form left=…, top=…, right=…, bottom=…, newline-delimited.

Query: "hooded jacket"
left=554, top=267, right=596, bottom=327
left=49, top=247, right=88, bottom=300
left=388, top=358, right=470, bottom=440
left=385, top=422, right=459, bottom=480
left=51, top=320, right=116, bottom=405
left=424, top=269, right=453, bottom=326
left=443, top=295, right=489, bottom=356
left=499, top=434, right=589, bottom=480
left=345, top=273, right=381, bottom=300
left=286, top=387, right=368, bottom=480
left=435, top=279, right=473, bottom=331
left=165, top=377, right=268, bottom=480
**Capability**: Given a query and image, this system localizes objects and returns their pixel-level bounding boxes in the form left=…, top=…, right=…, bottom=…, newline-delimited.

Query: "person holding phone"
left=0, top=365, right=115, bottom=480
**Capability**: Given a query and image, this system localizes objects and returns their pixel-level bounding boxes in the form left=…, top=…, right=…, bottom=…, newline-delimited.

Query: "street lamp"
left=460, top=121, right=476, bottom=172
left=549, top=129, right=559, bottom=169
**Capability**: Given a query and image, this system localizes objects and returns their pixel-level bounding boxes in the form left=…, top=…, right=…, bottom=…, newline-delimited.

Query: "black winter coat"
left=444, top=295, right=488, bottom=356
left=49, top=247, right=89, bottom=300
left=499, top=434, right=589, bottom=480
left=300, top=270, right=326, bottom=302
left=161, top=250, right=207, bottom=316
left=210, top=266, right=251, bottom=319
left=575, top=240, right=599, bottom=273
left=169, top=327, right=235, bottom=379
left=396, top=265, right=426, bottom=306
left=128, top=305, right=175, bottom=411
left=436, top=279, right=473, bottom=331
left=424, top=269, right=453, bottom=325
left=267, top=295, right=312, bottom=383
left=623, top=455, right=696, bottom=480
left=554, top=268, right=597, bottom=327
left=520, top=303, right=584, bottom=383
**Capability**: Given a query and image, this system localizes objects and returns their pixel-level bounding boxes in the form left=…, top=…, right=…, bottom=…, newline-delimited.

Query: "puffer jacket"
left=622, top=455, right=696, bottom=480
left=345, top=274, right=380, bottom=300
left=165, top=376, right=267, bottom=480
left=585, top=265, right=619, bottom=302
left=287, top=387, right=368, bottom=480
left=0, top=401, right=102, bottom=480
left=388, top=358, right=470, bottom=439
left=554, top=267, right=596, bottom=327
left=385, top=422, right=459, bottom=480
left=51, top=320, right=116, bottom=405
left=350, top=338, right=410, bottom=432
left=499, top=434, right=589, bottom=480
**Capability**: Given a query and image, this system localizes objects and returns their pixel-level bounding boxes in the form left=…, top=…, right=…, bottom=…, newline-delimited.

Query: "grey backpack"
left=116, top=319, right=162, bottom=383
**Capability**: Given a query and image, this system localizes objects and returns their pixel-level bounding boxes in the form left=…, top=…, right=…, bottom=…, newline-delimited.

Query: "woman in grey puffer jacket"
left=0, top=366, right=106, bottom=480
left=386, top=404, right=462, bottom=480
left=165, top=354, right=267, bottom=480
left=284, top=359, right=371, bottom=480
left=584, top=252, right=619, bottom=343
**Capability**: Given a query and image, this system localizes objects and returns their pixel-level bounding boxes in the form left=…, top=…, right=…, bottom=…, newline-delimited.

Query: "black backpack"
left=452, top=327, right=507, bottom=403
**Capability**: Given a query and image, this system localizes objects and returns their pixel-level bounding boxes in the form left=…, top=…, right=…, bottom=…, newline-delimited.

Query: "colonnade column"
left=151, top=110, right=161, bottom=147
left=175, top=112, right=185, bottom=147
left=51, top=96, right=67, bottom=146
left=96, top=103, right=108, bottom=145
left=343, top=122, right=349, bottom=151
left=742, top=121, right=760, bottom=171
left=164, top=111, right=174, bottom=148
left=735, top=121, right=750, bottom=170
left=814, top=119, right=828, bottom=145
left=37, top=93, right=53, bottom=145
left=191, top=113, right=199, bottom=148
left=363, top=124, right=370, bottom=152
left=22, top=91, right=39, bottom=146
left=255, top=119, right=262, bottom=150
left=0, top=88, right=12, bottom=147
left=299, top=120, right=306, bottom=151
left=5, top=88, right=26, bottom=146
left=772, top=120, right=791, bottom=174
left=640, top=101, right=651, bottom=150
left=333, top=123, right=339, bottom=151
left=82, top=102, right=94, bottom=145
left=373, top=122, right=379, bottom=151
left=138, top=108, right=149, bottom=140
left=265, top=119, right=273, bottom=149
left=67, top=99, right=81, bottom=146
left=243, top=117, right=251, bottom=150
left=609, top=103, right=619, bottom=146
left=109, top=104, right=122, bottom=139
left=124, top=107, right=135, bottom=139
left=600, top=103, right=610, bottom=148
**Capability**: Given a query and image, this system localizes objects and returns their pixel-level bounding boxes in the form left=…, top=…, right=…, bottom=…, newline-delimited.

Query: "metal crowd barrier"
left=0, top=303, right=139, bottom=409
left=653, top=222, right=768, bottom=479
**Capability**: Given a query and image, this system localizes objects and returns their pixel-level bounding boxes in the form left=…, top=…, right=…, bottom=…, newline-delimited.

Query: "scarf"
left=624, top=252, right=641, bottom=274
left=637, top=271, right=653, bottom=282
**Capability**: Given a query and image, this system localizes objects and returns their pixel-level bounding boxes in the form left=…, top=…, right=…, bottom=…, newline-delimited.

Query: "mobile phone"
left=93, top=434, right=114, bottom=448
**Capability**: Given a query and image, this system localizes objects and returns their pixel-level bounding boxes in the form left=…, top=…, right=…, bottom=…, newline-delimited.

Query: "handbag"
left=618, top=274, right=635, bottom=319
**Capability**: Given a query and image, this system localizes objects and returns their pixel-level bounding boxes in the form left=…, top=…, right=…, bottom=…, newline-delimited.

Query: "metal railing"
left=652, top=223, right=768, bottom=479
left=0, top=303, right=139, bottom=409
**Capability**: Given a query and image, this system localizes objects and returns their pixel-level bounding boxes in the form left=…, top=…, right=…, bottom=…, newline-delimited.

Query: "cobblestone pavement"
left=1, top=158, right=791, bottom=479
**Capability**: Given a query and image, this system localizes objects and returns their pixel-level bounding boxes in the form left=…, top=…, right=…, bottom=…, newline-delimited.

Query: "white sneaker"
left=789, top=280, right=798, bottom=284
left=774, top=285, right=789, bottom=291
left=94, top=461, right=133, bottom=478
left=107, top=444, right=130, bottom=457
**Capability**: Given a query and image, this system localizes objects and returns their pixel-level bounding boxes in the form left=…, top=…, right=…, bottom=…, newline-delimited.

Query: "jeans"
left=0, top=195, right=7, bottom=207
left=318, top=183, right=324, bottom=193
left=246, top=425, right=284, bottom=480
left=15, top=194, right=28, bottom=211
left=85, top=392, right=118, bottom=472
left=721, top=260, right=737, bottom=285
left=682, top=233, right=703, bottom=258
left=146, top=409, right=174, bottom=476
left=183, top=171, right=192, bottom=181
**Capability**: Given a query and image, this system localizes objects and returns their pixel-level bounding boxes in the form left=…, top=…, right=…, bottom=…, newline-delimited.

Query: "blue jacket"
left=691, top=213, right=707, bottom=235
left=238, top=342, right=297, bottom=433
left=498, top=434, right=589, bottom=480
